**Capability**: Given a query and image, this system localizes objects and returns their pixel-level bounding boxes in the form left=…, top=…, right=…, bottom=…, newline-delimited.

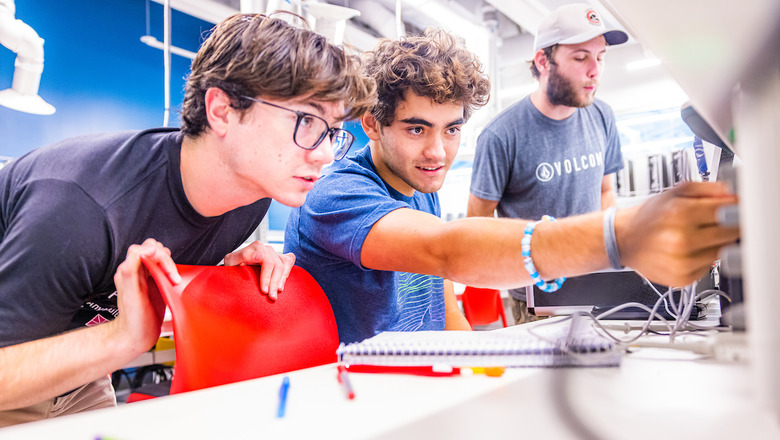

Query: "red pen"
left=337, top=364, right=356, bottom=399
left=344, top=364, right=460, bottom=377
left=344, top=364, right=506, bottom=377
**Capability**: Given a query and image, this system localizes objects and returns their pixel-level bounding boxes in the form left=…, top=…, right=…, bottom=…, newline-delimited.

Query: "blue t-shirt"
left=470, top=96, right=624, bottom=300
left=285, top=146, right=445, bottom=343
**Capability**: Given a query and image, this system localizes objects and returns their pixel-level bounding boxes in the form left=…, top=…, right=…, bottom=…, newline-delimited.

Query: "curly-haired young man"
left=284, top=28, right=739, bottom=344
left=0, top=13, right=374, bottom=425
left=284, top=29, right=487, bottom=343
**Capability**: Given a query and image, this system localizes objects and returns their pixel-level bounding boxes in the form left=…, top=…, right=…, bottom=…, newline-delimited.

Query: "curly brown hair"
left=361, top=28, right=490, bottom=126
left=181, top=13, right=376, bottom=137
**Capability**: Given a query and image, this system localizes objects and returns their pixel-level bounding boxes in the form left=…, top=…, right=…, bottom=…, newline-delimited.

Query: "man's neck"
left=529, top=88, right=577, bottom=121
left=180, top=134, right=257, bottom=218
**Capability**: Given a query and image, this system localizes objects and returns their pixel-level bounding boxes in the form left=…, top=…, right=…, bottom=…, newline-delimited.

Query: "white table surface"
left=2, top=325, right=778, bottom=440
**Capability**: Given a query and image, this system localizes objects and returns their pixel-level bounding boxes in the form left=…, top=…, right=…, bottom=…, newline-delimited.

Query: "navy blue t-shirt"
left=0, top=128, right=270, bottom=348
left=285, top=146, right=445, bottom=343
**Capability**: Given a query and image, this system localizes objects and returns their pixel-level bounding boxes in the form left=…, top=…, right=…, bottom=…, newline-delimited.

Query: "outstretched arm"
left=361, top=182, right=738, bottom=289
left=0, top=239, right=176, bottom=411
left=613, top=181, right=737, bottom=283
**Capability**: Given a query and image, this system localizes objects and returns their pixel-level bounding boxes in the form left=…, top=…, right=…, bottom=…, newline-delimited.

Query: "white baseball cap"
left=533, top=3, right=629, bottom=52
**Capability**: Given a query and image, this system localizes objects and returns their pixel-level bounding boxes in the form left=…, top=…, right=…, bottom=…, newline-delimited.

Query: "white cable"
left=525, top=274, right=735, bottom=362
left=635, top=271, right=681, bottom=319
left=631, top=332, right=749, bottom=363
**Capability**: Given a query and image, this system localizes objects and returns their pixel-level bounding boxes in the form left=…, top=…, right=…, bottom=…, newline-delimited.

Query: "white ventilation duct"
left=0, top=0, right=55, bottom=115
left=303, top=1, right=360, bottom=46
left=265, top=0, right=303, bottom=26
left=263, top=0, right=362, bottom=47
left=350, top=0, right=397, bottom=39
left=240, top=0, right=265, bottom=14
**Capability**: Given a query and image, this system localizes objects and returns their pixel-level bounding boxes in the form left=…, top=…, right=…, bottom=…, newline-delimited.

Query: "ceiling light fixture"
left=0, top=0, right=55, bottom=115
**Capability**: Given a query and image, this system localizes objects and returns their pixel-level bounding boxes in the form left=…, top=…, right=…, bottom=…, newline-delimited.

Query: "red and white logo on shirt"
left=86, top=314, right=110, bottom=327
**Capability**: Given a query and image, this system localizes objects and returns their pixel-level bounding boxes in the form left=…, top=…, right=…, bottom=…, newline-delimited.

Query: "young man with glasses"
left=0, top=13, right=374, bottom=425
left=284, top=29, right=739, bottom=344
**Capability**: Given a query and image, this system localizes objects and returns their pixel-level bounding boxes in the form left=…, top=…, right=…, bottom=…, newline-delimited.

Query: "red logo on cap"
left=586, top=9, right=600, bottom=25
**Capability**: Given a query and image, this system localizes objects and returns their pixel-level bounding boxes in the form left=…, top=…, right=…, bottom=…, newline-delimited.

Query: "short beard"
left=546, top=61, right=595, bottom=108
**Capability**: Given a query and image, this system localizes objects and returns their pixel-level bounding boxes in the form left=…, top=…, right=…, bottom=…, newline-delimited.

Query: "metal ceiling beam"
left=150, top=0, right=236, bottom=23
left=483, top=0, right=549, bottom=35
left=149, top=0, right=380, bottom=52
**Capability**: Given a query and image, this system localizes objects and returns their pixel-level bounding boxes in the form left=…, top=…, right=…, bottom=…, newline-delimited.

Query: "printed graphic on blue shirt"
left=389, top=272, right=445, bottom=332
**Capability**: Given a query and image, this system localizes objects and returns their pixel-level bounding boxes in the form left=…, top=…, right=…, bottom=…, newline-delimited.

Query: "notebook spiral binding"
left=337, top=327, right=622, bottom=368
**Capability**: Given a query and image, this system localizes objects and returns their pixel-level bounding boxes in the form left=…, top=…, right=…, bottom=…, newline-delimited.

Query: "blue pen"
left=692, top=136, right=710, bottom=181
left=277, top=376, right=290, bottom=418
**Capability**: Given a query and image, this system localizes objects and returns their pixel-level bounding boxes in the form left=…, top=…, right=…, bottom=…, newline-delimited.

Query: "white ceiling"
left=152, top=0, right=688, bottom=115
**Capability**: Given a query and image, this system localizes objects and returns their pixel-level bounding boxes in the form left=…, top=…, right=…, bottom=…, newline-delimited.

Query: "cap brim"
left=558, top=28, right=628, bottom=46
left=538, top=28, right=629, bottom=51
left=603, top=29, right=629, bottom=46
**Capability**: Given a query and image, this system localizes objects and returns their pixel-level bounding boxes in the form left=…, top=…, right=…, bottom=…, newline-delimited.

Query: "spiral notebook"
left=337, top=321, right=622, bottom=368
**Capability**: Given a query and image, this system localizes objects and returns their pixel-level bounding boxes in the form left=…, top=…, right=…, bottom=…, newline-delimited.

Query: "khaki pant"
left=509, top=296, right=546, bottom=325
left=0, top=375, right=116, bottom=428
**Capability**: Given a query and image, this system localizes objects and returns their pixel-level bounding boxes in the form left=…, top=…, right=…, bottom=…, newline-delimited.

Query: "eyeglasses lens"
left=294, top=115, right=329, bottom=149
left=332, top=130, right=354, bottom=159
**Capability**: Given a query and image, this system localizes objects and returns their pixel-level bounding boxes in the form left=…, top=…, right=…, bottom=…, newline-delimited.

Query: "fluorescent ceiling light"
left=140, top=35, right=197, bottom=59
left=0, top=1, right=55, bottom=115
left=626, top=57, right=661, bottom=71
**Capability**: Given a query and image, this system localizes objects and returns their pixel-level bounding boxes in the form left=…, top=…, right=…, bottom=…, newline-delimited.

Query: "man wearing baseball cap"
left=468, top=3, right=629, bottom=324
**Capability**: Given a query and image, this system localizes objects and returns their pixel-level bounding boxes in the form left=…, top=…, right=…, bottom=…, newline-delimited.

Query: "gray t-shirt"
left=470, top=96, right=623, bottom=299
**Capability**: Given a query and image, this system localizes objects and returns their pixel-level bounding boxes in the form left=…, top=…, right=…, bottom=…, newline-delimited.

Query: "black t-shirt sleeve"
left=0, top=180, right=113, bottom=348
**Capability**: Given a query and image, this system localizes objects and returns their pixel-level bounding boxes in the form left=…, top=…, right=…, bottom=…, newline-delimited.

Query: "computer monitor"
left=602, top=0, right=779, bottom=413
left=526, top=268, right=708, bottom=320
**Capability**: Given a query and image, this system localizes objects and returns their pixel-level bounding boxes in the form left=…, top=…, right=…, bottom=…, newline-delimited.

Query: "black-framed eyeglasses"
left=240, top=96, right=356, bottom=160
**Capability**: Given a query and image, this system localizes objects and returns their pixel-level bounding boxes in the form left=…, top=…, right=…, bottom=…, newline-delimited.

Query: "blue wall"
left=0, top=0, right=370, bottom=232
left=267, top=119, right=370, bottom=231
left=0, top=0, right=211, bottom=158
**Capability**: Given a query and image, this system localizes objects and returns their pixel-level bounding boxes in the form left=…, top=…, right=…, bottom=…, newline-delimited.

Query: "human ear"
left=361, top=112, right=382, bottom=141
left=204, top=87, right=232, bottom=137
left=534, top=50, right=550, bottom=75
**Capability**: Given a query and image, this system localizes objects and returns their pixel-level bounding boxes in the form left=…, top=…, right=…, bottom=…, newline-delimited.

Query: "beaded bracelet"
left=521, top=215, right=566, bottom=293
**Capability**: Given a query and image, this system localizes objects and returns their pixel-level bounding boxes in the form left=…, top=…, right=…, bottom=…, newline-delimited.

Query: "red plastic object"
left=460, top=286, right=508, bottom=328
left=125, top=392, right=158, bottom=403
left=143, top=262, right=339, bottom=394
